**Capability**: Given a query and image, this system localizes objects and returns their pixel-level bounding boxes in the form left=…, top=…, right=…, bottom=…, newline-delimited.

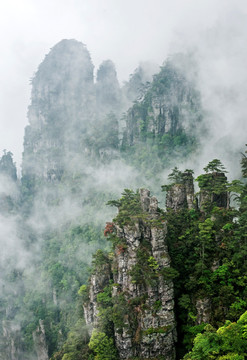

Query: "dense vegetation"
left=61, top=154, right=247, bottom=360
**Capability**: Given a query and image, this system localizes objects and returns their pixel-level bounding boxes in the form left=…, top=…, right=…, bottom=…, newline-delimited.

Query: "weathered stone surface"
left=22, top=39, right=96, bottom=181
left=96, top=59, right=121, bottom=113
left=32, top=320, right=49, bottom=360
left=166, top=184, right=187, bottom=211
left=122, top=60, right=201, bottom=148
left=2, top=320, right=21, bottom=360
left=166, top=171, right=196, bottom=211
left=83, top=262, right=111, bottom=334
left=184, top=171, right=197, bottom=210
left=196, top=298, right=211, bottom=324
left=84, top=189, right=176, bottom=359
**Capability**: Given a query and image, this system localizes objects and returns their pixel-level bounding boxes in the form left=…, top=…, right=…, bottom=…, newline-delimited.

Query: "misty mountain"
left=1, top=38, right=244, bottom=360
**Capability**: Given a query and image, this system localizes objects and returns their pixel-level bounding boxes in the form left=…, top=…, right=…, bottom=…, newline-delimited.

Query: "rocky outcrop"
left=96, top=60, right=121, bottom=113
left=0, top=151, right=17, bottom=182
left=2, top=321, right=21, bottom=360
left=84, top=189, right=176, bottom=359
left=32, top=320, right=49, bottom=360
left=22, top=39, right=125, bottom=184
left=122, top=59, right=201, bottom=147
left=83, top=258, right=111, bottom=333
left=166, top=171, right=196, bottom=211
left=196, top=298, right=211, bottom=324
left=199, top=172, right=229, bottom=210
left=22, top=39, right=96, bottom=181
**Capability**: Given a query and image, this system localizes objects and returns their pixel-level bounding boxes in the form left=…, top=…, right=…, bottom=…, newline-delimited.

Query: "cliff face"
left=122, top=59, right=202, bottom=147
left=83, top=259, right=112, bottom=333
left=83, top=169, right=232, bottom=359
left=166, top=171, right=197, bottom=211
left=22, top=40, right=123, bottom=184
left=22, top=41, right=202, bottom=187
left=1, top=321, right=21, bottom=360
left=4, top=39, right=210, bottom=359
left=22, top=39, right=96, bottom=181
left=84, top=189, right=176, bottom=359
left=96, top=60, right=121, bottom=114
left=32, top=320, right=49, bottom=360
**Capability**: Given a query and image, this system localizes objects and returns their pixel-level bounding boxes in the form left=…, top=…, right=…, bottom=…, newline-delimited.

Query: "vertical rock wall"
left=32, top=320, right=49, bottom=360
left=122, top=59, right=202, bottom=147
left=166, top=171, right=196, bottom=211
left=2, top=321, right=21, bottom=360
left=83, top=261, right=112, bottom=334
left=84, top=189, right=176, bottom=359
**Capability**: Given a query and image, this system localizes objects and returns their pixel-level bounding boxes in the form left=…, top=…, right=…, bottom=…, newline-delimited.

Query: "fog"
left=0, top=0, right=246, bottom=170
left=1, top=1, right=247, bottom=358
left=168, top=8, right=247, bottom=178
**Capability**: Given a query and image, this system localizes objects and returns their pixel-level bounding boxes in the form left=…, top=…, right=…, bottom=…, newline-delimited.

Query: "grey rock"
left=84, top=189, right=176, bottom=359
left=166, top=171, right=196, bottom=211
left=32, top=320, right=49, bottom=360
left=196, top=298, right=211, bottom=324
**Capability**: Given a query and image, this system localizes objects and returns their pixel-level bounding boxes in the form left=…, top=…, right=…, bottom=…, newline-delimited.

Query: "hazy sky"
left=0, top=0, right=246, bottom=171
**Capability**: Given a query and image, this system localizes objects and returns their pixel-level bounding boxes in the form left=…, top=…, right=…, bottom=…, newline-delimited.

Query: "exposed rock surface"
left=196, top=298, right=211, bottom=324
left=122, top=59, right=201, bottom=147
left=84, top=189, right=176, bottom=359
left=22, top=40, right=123, bottom=183
left=96, top=59, right=121, bottom=113
left=166, top=171, right=196, bottom=211
left=1, top=321, right=21, bottom=360
left=32, top=320, right=49, bottom=360
left=22, top=39, right=96, bottom=181
left=83, top=261, right=111, bottom=334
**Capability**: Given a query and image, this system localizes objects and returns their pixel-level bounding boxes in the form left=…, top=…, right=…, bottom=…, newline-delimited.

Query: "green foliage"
left=162, top=167, right=194, bottom=191
left=97, top=286, right=113, bottom=308
left=92, top=250, right=110, bottom=270
left=148, top=256, right=159, bottom=271
left=183, top=311, right=247, bottom=359
left=167, top=166, right=184, bottom=184
left=143, top=325, right=172, bottom=335
left=51, top=319, right=91, bottom=360
left=121, top=58, right=201, bottom=174
left=78, top=285, right=89, bottom=303
left=111, top=293, right=129, bottom=333
left=196, top=172, right=228, bottom=196
left=163, top=160, right=247, bottom=357
left=88, top=330, right=118, bottom=360
left=203, top=159, right=227, bottom=174
left=128, top=248, right=160, bottom=287
left=161, top=267, right=179, bottom=280
left=107, top=189, right=144, bottom=227
left=153, top=300, right=162, bottom=313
